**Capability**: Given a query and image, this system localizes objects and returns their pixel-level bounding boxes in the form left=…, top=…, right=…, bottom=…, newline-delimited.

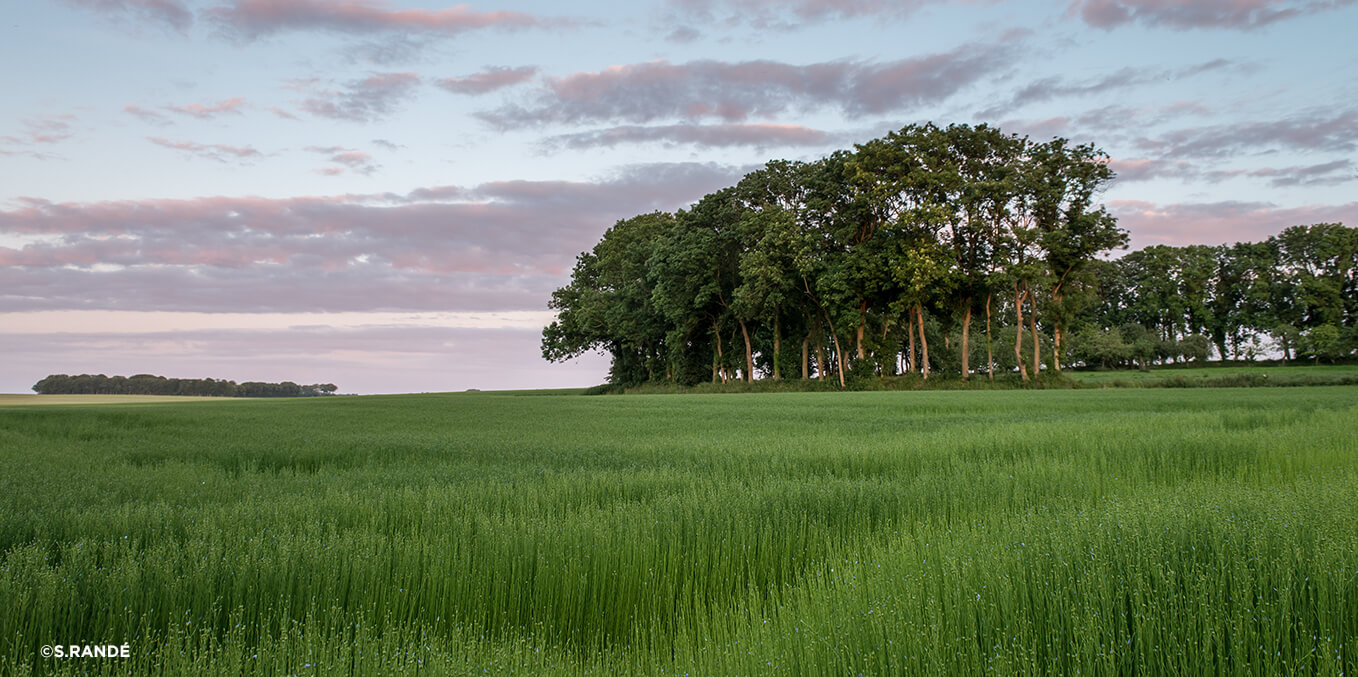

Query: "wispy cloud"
left=147, top=136, right=263, bottom=163
left=544, top=122, right=834, bottom=150
left=2, top=114, right=77, bottom=146
left=666, top=0, right=987, bottom=28
left=123, top=104, right=172, bottom=126
left=1109, top=198, right=1358, bottom=248
left=0, top=163, right=745, bottom=313
left=297, top=72, right=421, bottom=122
left=977, top=60, right=1241, bottom=118
left=1134, top=108, right=1358, bottom=158
left=1069, top=0, right=1357, bottom=31
left=1205, top=159, right=1357, bottom=187
left=207, top=0, right=566, bottom=39
left=166, top=97, right=249, bottom=119
left=436, top=66, right=539, bottom=95
left=305, top=145, right=380, bottom=175
left=56, top=0, right=193, bottom=33
left=1109, top=157, right=1356, bottom=188
left=479, top=41, right=1020, bottom=128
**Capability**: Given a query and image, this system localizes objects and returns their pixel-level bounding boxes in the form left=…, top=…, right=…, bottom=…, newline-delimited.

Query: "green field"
left=0, top=394, right=235, bottom=406
left=2, top=388, right=1356, bottom=675
left=1065, top=363, right=1358, bottom=387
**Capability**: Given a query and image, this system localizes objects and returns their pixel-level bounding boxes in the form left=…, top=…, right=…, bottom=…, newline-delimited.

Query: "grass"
left=1, top=387, right=1356, bottom=675
left=0, top=394, right=236, bottom=406
left=1066, top=362, right=1358, bottom=383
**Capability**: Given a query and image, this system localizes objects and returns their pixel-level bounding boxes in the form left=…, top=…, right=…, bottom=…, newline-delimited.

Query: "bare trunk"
left=816, top=340, right=825, bottom=381
left=712, top=347, right=718, bottom=383
left=773, top=318, right=782, bottom=380
left=880, top=317, right=891, bottom=376
left=1028, top=287, right=1040, bottom=378
left=801, top=332, right=810, bottom=380
left=714, top=321, right=725, bottom=383
left=856, top=299, right=867, bottom=361
left=739, top=320, right=753, bottom=382
left=916, top=304, right=930, bottom=380
left=1015, top=283, right=1029, bottom=382
left=961, top=301, right=972, bottom=381
left=1053, top=325, right=1063, bottom=372
left=985, top=293, right=994, bottom=381
left=822, top=309, right=847, bottom=388
left=906, top=314, right=916, bottom=374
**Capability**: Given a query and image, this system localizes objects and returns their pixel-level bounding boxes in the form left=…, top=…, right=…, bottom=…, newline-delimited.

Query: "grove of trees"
left=542, top=123, right=1358, bottom=387
left=32, top=374, right=339, bottom=397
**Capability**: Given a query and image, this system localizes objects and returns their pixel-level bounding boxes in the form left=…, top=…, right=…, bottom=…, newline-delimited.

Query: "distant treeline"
left=32, top=374, right=338, bottom=397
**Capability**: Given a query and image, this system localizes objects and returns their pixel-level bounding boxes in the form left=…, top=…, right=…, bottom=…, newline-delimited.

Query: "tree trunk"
left=821, top=308, right=847, bottom=388
left=856, top=299, right=867, bottom=361
left=712, top=346, right=719, bottom=383
left=916, top=304, right=930, bottom=380
left=1053, top=325, right=1063, bottom=372
left=985, top=292, right=994, bottom=381
left=1015, top=283, right=1029, bottom=382
left=739, top=320, right=753, bottom=382
left=1028, top=294, right=1040, bottom=379
left=773, top=317, right=782, bottom=380
left=714, top=321, right=725, bottom=383
left=1051, top=291, right=1063, bottom=373
left=961, top=300, right=972, bottom=381
left=801, top=332, right=810, bottom=380
left=906, top=313, right=916, bottom=374
left=816, top=340, right=825, bottom=381
left=880, top=317, right=891, bottom=376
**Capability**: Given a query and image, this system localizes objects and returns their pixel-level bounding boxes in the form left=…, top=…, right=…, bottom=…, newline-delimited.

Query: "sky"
left=2, top=0, right=1356, bottom=394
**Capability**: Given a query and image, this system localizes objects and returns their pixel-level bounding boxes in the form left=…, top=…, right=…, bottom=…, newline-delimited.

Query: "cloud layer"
left=436, top=66, right=539, bottom=95
left=206, top=0, right=559, bottom=38
left=297, top=72, right=421, bottom=122
left=1070, top=0, right=1356, bottom=31
left=0, top=163, right=745, bottom=313
left=480, top=42, right=1020, bottom=128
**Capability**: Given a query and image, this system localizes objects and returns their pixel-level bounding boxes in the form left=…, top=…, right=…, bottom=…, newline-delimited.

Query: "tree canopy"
left=31, top=374, right=338, bottom=397
left=543, top=123, right=1357, bottom=387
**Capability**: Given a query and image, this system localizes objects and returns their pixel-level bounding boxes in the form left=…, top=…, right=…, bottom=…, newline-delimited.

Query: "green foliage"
left=30, top=374, right=336, bottom=397
left=2, top=389, right=1357, bottom=674
left=544, top=123, right=1128, bottom=386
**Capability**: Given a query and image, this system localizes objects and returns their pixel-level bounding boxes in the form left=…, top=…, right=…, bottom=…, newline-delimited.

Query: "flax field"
left=1, top=387, right=1356, bottom=675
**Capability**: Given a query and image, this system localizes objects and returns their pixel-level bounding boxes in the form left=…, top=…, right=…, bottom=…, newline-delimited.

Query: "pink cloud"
left=1110, top=199, right=1358, bottom=248
left=208, top=0, right=561, bottom=38
left=147, top=136, right=263, bottom=162
left=57, top=0, right=193, bottom=33
left=166, top=97, right=248, bottom=119
left=479, top=43, right=1018, bottom=128
left=1068, top=0, right=1354, bottom=30
left=123, top=104, right=172, bottom=125
left=667, top=0, right=991, bottom=27
left=297, top=72, right=420, bottom=122
left=1106, top=157, right=1199, bottom=183
left=305, top=146, right=381, bottom=175
left=0, top=163, right=744, bottom=313
left=269, top=106, right=301, bottom=120
left=436, top=66, right=539, bottom=95
left=2, top=114, right=77, bottom=147
left=544, top=122, right=834, bottom=150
